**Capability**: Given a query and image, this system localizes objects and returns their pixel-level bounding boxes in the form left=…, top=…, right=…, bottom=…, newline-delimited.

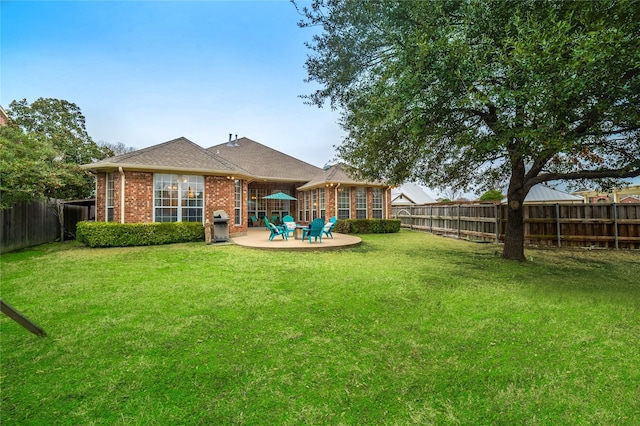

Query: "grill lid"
left=213, top=210, right=229, bottom=220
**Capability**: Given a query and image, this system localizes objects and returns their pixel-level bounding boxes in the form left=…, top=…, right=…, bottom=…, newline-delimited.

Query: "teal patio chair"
left=282, top=215, right=296, bottom=238
left=323, top=216, right=337, bottom=239
left=302, top=218, right=325, bottom=243
left=264, top=217, right=288, bottom=241
left=249, top=215, right=260, bottom=227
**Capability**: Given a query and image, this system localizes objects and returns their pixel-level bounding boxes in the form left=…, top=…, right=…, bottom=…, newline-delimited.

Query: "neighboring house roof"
left=83, top=137, right=250, bottom=176
left=207, top=137, right=321, bottom=182
left=297, top=163, right=384, bottom=190
left=391, top=183, right=435, bottom=205
left=502, top=184, right=583, bottom=204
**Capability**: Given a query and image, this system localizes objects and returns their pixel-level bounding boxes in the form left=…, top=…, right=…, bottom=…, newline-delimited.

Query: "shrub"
left=76, top=221, right=204, bottom=248
left=479, top=189, right=504, bottom=201
left=334, top=219, right=401, bottom=234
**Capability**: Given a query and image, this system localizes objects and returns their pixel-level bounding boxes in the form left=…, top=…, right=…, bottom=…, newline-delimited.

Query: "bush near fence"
left=393, top=202, right=640, bottom=250
left=76, top=221, right=204, bottom=248
left=334, top=219, right=401, bottom=234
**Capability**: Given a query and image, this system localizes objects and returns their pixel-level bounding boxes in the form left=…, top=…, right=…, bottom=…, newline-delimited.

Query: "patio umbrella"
left=262, top=192, right=297, bottom=200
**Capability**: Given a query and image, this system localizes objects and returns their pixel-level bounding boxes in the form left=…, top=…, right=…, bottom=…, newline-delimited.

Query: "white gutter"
left=118, top=167, right=125, bottom=223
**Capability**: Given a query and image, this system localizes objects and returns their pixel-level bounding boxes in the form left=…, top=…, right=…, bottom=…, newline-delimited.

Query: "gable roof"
left=391, top=183, right=435, bottom=205
left=208, top=137, right=321, bottom=182
left=83, top=137, right=249, bottom=176
left=297, top=163, right=386, bottom=190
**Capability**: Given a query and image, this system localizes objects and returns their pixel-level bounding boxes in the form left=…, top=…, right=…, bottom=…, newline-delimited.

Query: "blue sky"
left=1, top=0, right=343, bottom=167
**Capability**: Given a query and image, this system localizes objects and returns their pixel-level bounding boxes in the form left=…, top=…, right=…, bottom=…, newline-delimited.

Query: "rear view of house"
left=82, top=136, right=392, bottom=236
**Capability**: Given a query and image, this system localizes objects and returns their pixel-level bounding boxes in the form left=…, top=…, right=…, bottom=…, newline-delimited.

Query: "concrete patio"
left=229, top=228, right=362, bottom=250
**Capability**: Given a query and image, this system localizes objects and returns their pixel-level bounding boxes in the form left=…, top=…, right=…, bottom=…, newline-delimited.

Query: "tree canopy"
left=0, top=127, right=85, bottom=208
left=3, top=98, right=110, bottom=205
left=297, top=0, right=640, bottom=260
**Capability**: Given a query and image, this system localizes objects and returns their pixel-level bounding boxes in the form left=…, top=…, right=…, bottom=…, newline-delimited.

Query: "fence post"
left=555, top=203, right=561, bottom=248
left=409, top=205, right=414, bottom=230
left=613, top=203, right=619, bottom=250
left=457, top=204, right=461, bottom=239
left=495, top=204, right=500, bottom=244
left=430, top=204, right=433, bottom=233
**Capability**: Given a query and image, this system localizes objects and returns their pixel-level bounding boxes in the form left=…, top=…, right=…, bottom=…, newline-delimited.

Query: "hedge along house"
left=82, top=136, right=392, bottom=236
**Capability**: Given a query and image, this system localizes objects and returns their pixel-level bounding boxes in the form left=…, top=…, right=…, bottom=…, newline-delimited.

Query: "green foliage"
left=0, top=126, right=86, bottom=209
left=76, top=221, right=204, bottom=247
left=6, top=98, right=110, bottom=201
left=334, top=218, right=400, bottom=234
left=297, top=0, right=640, bottom=259
left=479, top=189, right=504, bottom=201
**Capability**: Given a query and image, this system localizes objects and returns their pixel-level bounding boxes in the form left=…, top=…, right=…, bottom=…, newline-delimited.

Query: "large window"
left=106, top=172, right=114, bottom=222
left=337, top=187, right=351, bottom=220
left=304, top=192, right=310, bottom=222
left=312, top=190, right=318, bottom=219
left=319, top=188, right=326, bottom=219
left=372, top=188, right=383, bottom=218
left=154, top=174, right=204, bottom=223
left=356, top=187, right=367, bottom=219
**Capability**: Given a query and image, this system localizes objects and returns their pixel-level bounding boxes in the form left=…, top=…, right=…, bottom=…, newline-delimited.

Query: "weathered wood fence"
left=392, top=203, right=640, bottom=250
left=1, top=200, right=91, bottom=254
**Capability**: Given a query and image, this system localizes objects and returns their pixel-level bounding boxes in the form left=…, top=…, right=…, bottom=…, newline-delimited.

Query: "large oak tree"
left=296, top=0, right=640, bottom=260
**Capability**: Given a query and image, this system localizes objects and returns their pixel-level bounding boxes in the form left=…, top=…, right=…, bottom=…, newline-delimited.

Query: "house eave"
left=81, top=162, right=252, bottom=179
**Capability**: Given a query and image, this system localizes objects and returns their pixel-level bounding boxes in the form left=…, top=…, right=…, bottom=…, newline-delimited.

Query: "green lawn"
left=1, top=231, right=639, bottom=425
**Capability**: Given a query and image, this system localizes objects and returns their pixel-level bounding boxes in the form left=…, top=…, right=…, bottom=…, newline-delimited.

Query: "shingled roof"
left=83, top=137, right=249, bottom=176
left=297, top=163, right=379, bottom=190
left=83, top=136, right=388, bottom=189
left=208, top=137, right=321, bottom=182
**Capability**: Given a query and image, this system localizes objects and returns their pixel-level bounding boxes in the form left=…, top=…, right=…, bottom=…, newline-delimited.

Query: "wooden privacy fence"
left=392, top=203, right=640, bottom=250
left=1, top=199, right=91, bottom=254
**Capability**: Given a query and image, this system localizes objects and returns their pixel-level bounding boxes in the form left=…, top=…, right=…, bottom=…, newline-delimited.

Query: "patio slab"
left=229, top=229, right=362, bottom=250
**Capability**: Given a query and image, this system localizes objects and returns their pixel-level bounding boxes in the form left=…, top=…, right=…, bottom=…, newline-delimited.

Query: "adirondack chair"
left=282, top=215, right=296, bottom=238
left=249, top=215, right=260, bottom=227
left=302, top=218, right=325, bottom=243
left=264, top=217, right=288, bottom=241
left=323, top=216, right=337, bottom=239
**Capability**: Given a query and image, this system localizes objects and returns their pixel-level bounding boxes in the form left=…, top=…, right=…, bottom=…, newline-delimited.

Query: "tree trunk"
left=502, top=199, right=526, bottom=261
left=503, top=154, right=528, bottom=261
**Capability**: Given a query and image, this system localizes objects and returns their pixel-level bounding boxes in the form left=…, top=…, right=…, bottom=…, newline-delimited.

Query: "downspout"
left=118, top=167, right=125, bottom=223
left=384, top=186, right=390, bottom=219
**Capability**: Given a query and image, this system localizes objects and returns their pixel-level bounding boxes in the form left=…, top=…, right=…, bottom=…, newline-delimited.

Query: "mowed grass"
left=1, top=231, right=639, bottom=425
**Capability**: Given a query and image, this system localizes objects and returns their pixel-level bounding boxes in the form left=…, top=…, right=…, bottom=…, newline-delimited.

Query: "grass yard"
left=1, top=231, right=639, bottom=425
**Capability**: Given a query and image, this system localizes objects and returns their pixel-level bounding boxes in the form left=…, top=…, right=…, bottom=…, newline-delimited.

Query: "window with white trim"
left=319, top=188, right=326, bottom=219
left=312, top=190, right=318, bottom=219
left=234, top=179, right=242, bottom=226
left=372, top=188, right=383, bottom=218
left=356, top=187, right=367, bottom=219
left=304, top=192, right=310, bottom=222
left=337, top=187, right=351, bottom=220
left=106, top=172, right=114, bottom=222
left=153, top=174, right=204, bottom=223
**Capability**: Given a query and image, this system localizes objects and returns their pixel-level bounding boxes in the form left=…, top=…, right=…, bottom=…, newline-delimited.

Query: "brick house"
left=82, top=136, right=392, bottom=236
